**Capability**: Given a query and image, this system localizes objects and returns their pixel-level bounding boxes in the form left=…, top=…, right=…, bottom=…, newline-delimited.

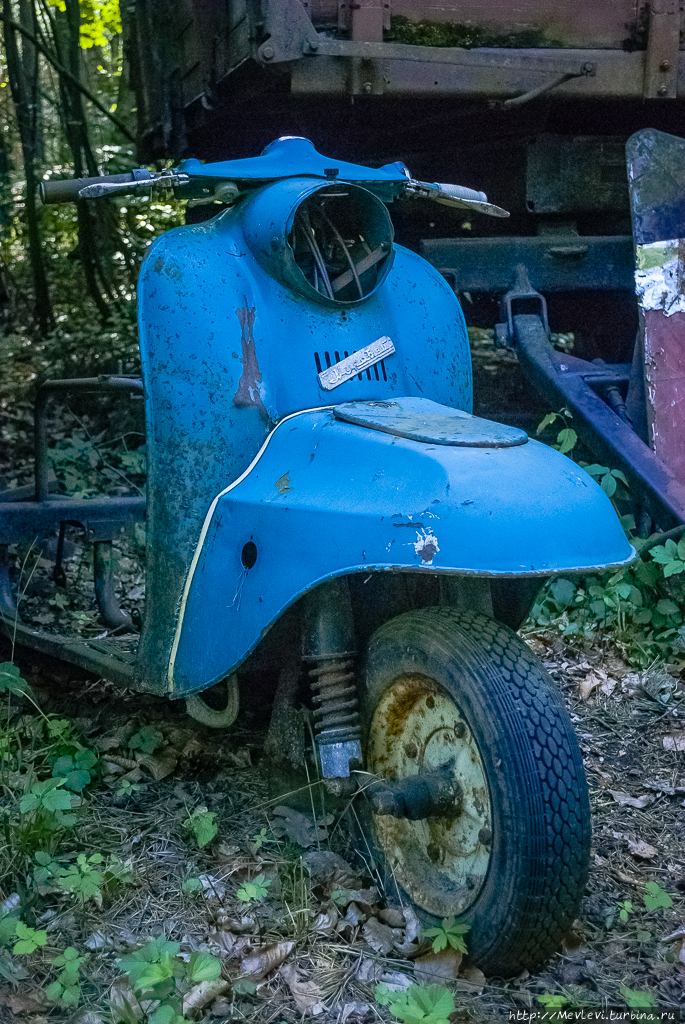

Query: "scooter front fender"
left=169, top=408, right=633, bottom=694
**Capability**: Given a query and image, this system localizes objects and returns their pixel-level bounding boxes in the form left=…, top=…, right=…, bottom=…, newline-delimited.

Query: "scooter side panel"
left=135, top=188, right=471, bottom=694
left=169, top=410, right=634, bottom=694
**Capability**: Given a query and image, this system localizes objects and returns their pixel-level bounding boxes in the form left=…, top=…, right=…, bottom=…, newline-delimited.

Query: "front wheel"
left=358, top=607, right=590, bottom=977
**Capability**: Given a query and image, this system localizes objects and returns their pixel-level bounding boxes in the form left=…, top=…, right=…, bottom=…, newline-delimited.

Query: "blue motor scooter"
left=3, top=137, right=633, bottom=974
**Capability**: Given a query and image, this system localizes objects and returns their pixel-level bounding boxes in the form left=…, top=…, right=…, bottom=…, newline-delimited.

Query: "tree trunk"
left=3, top=0, right=53, bottom=332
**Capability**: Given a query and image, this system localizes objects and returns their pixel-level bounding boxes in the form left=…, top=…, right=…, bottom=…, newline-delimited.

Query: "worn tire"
left=358, top=607, right=590, bottom=977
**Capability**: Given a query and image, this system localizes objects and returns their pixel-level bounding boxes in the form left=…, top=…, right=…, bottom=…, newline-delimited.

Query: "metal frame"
left=1, top=376, right=146, bottom=632
left=511, top=313, right=685, bottom=529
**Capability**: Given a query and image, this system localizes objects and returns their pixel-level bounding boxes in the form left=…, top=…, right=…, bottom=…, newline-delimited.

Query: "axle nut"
left=453, top=721, right=466, bottom=738
left=404, top=742, right=418, bottom=759
left=478, top=827, right=493, bottom=846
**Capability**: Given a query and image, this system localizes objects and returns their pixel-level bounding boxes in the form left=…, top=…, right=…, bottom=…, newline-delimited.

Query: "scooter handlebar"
left=40, top=173, right=138, bottom=205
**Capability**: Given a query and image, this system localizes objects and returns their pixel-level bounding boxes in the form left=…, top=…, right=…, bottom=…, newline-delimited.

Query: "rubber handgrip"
left=40, top=173, right=135, bottom=204
left=437, top=183, right=488, bottom=204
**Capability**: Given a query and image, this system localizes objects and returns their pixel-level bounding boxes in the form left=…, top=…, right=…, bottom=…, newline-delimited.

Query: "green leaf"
left=0, top=662, right=28, bottom=696
left=421, top=917, right=469, bottom=956
left=557, top=427, right=577, bottom=454
left=601, top=473, right=617, bottom=497
left=550, top=578, right=575, bottom=606
left=133, top=957, right=174, bottom=993
left=536, top=412, right=559, bottom=434
left=677, top=535, right=685, bottom=560
left=656, top=598, right=679, bottom=617
left=128, top=726, right=164, bottom=754
left=236, top=872, right=271, bottom=903
left=182, top=877, right=202, bottom=893
left=188, top=950, right=222, bottom=983
left=375, top=983, right=456, bottom=1024
left=664, top=560, right=685, bottom=578
left=149, top=1005, right=184, bottom=1024
left=12, top=922, right=48, bottom=956
left=610, top=469, right=630, bottom=488
left=182, top=807, right=218, bottom=848
left=643, top=881, right=673, bottom=910
left=619, top=985, right=657, bottom=1009
left=583, top=464, right=609, bottom=478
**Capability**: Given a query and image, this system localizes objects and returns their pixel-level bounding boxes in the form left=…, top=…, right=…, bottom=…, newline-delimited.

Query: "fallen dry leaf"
left=280, top=962, right=327, bottom=1015
left=310, top=907, right=339, bottom=937
left=455, top=965, right=487, bottom=994
left=241, top=940, right=295, bottom=978
left=627, top=837, right=658, bottom=859
left=608, top=790, right=654, bottom=809
left=362, top=916, right=395, bottom=955
left=0, top=987, right=47, bottom=1014
left=378, top=906, right=405, bottom=928
left=301, top=850, right=362, bottom=890
left=663, top=734, right=685, bottom=752
left=183, top=978, right=231, bottom=1013
left=579, top=673, right=603, bottom=700
left=340, top=1002, right=373, bottom=1023
left=272, top=806, right=331, bottom=848
left=662, top=925, right=685, bottom=943
left=135, top=748, right=178, bottom=780
left=414, top=948, right=463, bottom=983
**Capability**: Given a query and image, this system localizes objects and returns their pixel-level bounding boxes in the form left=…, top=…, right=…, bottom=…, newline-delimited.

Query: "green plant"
left=45, top=946, right=88, bottom=1006
left=181, top=806, right=218, bottom=848
left=13, top=921, right=48, bottom=955
left=619, top=985, right=658, bottom=1009
left=56, top=852, right=134, bottom=906
left=236, top=872, right=271, bottom=904
left=536, top=409, right=577, bottom=454
left=52, top=748, right=98, bottom=792
left=128, top=726, right=164, bottom=755
left=115, top=936, right=222, bottom=1023
left=116, top=777, right=144, bottom=798
left=375, top=983, right=455, bottom=1024
left=650, top=535, right=685, bottom=577
left=618, top=899, right=633, bottom=923
left=0, top=907, right=20, bottom=947
left=538, top=993, right=568, bottom=1009
left=421, top=916, right=470, bottom=954
left=583, top=463, right=630, bottom=499
left=19, top=777, right=80, bottom=824
left=0, top=663, right=30, bottom=697
left=643, top=881, right=673, bottom=910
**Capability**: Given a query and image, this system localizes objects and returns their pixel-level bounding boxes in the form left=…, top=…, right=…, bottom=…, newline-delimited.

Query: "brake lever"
left=406, top=179, right=510, bottom=218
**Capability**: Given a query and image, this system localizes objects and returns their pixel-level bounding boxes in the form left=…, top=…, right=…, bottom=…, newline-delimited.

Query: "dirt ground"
left=0, top=613, right=683, bottom=1023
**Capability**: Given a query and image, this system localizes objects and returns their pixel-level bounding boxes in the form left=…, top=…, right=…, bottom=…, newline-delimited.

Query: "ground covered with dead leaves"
left=0, top=626, right=682, bottom=1024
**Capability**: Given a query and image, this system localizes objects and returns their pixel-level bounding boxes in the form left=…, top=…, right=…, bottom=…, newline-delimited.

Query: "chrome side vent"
left=314, top=351, right=387, bottom=382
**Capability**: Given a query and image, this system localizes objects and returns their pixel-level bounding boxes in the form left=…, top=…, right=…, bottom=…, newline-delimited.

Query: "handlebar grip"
left=40, top=173, right=135, bottom=204
left=436, top=183, right=488, bottom=204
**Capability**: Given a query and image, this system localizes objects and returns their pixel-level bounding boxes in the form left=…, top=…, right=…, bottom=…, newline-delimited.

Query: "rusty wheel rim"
left=367, top=673, right=492, bottom=917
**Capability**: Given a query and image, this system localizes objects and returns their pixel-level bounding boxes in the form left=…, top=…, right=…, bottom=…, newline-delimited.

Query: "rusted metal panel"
left=292, top=42, right=651, bottom=99
left=628, top=128, right=685, bottom=488
left=642, top=308, right=685, bottom=485
left=315, top=0, right=641, bottom=50
left=644, top=0, right=682, bottom=98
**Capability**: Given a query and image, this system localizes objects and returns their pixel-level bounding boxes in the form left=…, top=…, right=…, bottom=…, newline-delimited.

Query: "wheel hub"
left=367, top=674, right=492, bottom=917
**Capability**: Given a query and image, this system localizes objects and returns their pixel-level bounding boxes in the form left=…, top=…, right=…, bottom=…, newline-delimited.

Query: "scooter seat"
left=333, top=396, right=527, bottom=448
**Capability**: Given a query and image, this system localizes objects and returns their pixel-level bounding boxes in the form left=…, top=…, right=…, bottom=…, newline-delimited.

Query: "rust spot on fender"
left=234, top=303, right=268, bottom=422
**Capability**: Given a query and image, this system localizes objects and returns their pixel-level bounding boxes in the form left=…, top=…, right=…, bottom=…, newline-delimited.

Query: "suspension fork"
left=301, top=577, right=362, bottom=781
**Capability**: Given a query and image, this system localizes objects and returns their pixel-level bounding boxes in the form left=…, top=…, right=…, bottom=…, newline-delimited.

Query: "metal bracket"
left=644, top=0, right=682, bottom=99
left=496, top=264, right=549, bottom=347
left=255, top=0, right=320, bottom=64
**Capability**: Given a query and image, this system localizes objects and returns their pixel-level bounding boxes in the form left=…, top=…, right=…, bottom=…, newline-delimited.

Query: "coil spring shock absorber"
left=302, top=578, right=362, bottom=780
